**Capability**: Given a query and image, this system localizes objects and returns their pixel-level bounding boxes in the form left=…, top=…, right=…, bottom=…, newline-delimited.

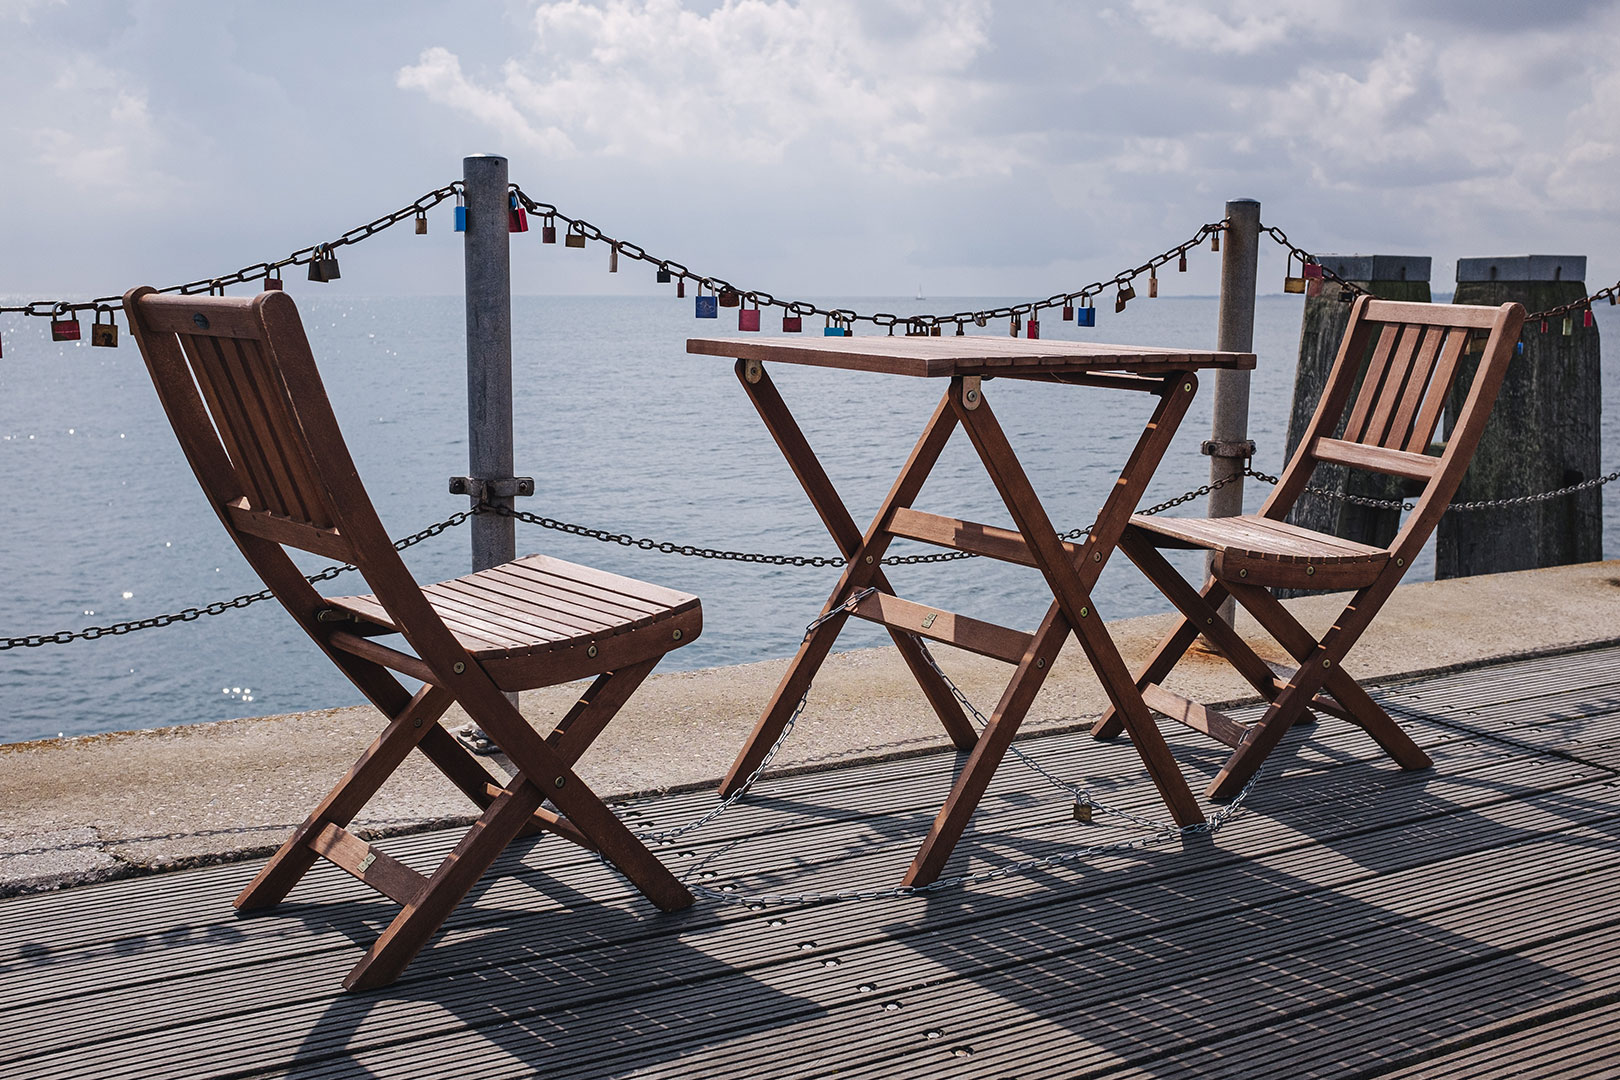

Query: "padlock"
left=1178, top=252, right=1188, bottom=273
left=307, top=245, right=340, bottom=282
left=508, top=194, right=528, bottom=233
left=1283, top=253, right=1306, bottom=294
left=1076, top=297, right=1096, bottom=327
left=676, top=278, right=686, bottom=299
left=565, top=223, right=586, bottom=248
left=90, top=307, right=118, bottom=348
left=930, top=324, right=940, bottom=336
left=1115, top=283, right=1135, bottom=313
left=825, top=315, right=839, bottom=336
left=454, top=193, right=467, bottom=232
left=1540, top=319, right=1549, bottom=334
left=782, top=313, right=802, bottom=333
left=1149, top=267, right=1159, bottom=298
left=1211, top=231, right=1220, bottom=252
left=1009, top=313, right=1021, bottom=337
left=1027, top=315, right=1039, bottom=339
left=263, top=268, right=284, bottom=291
left=609, top=244, right=619, bottom=273
left=51, top=308, right=80, bottom=342
left=1584, top=309, right=1596, bottom=327
left=542, top=214, right=557, bottom=244
left=1302, top=261, right=1323, bottom=280
left=414, top=210, right=428, bottom=235
left=955, top=321, right=965, bottom=336
left=718, top=288, right=740, bottom=308
left=1562, top=314, right=1573, bottom=336
left=975, top=314, right=987, bottom=327
left=739, top=302, right=761, bottom=332
left=695, top=286, right=718, bottom=319
left=656, top=266, right=672, bottom=284
left=1062, top=302, right=1075, bottom=321
left=0, top=329, right=4, bottom=359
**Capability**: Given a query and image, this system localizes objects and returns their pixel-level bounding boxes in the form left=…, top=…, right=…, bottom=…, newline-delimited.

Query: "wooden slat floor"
left=5, top=645, right=1620, bottom=1079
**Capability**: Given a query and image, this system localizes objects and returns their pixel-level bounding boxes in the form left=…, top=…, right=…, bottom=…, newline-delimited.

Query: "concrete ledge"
left=3, top=560, right=1618, bottom=898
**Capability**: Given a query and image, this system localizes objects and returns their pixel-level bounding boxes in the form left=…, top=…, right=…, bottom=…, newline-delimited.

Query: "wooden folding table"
left=687, top=335, right=1256, bottom=886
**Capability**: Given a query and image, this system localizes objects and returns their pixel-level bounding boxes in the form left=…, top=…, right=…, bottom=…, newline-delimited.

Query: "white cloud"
left=21, top=59, right=183, bottom=205
left=399, top=0, right=1014, bottom=179
left=1128, top=0, right=1318, bottom=54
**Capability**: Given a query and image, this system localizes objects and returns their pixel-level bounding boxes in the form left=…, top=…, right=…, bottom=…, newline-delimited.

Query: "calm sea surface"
left=2, top=295, right=1615, bottom=742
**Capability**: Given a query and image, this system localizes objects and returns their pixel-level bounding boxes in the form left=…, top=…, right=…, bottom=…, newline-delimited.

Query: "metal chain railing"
left=0, top=509, right=474, bottom=651
left=1244, top=465, right=1620, bottom=513
left=0, top=184, right=462, bottom=320
left=1259, top=221, right=1619, bottom=323
left=511, top=183, right=1224, bottom=334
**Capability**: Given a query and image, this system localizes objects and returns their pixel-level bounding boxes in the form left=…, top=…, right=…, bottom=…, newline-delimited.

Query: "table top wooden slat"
left=687, top=334, right=1257, bottom=377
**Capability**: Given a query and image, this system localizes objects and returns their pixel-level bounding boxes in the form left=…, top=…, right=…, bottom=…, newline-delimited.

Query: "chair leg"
left=1227, top=582, right=1431, bottom=772
left=1205, top=669, right=1327, bottom=801
left=236, top=685, right=454, bottom=912
left=343, top=776, right=548, bottom=992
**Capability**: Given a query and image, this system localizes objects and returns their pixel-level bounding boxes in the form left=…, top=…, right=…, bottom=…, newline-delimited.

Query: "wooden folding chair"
left=124, top=287, right=700, bottom=990
left=1096, top=297, right=1526, bottom=799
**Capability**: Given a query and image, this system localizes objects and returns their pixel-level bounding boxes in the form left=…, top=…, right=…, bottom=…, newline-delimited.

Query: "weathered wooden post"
left=1283, top=256, right=1431, bottom=564
left=455, top=153, right=529, bottom=716
left=1206, top=198, right=1260, bottom=623
left=1439, top=255, right=1602, bottom=577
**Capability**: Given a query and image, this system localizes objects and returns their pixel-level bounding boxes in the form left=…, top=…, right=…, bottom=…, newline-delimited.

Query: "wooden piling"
left=1282, top=256, right=1431, bottom=596
left=1439, top=256, right=1602, bottom=578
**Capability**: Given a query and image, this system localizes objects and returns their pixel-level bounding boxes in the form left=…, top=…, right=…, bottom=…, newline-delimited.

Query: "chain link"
left=0, top=184, right=461, bottom=320
left=1248, top=466, right=1620, bottom=512
left=0, top=510, right=473, bottom=651
left=1259, top=221, right=1618, bottom=322
left=512, top=184, right=1224, bottom=333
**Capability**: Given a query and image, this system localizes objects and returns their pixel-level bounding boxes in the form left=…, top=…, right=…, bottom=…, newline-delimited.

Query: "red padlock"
left=264, top=268, right=284, bottom=291
left=677, top=279, right=686, bottom=298
left=1062, top=303, right=1075, bottom=321
left=542, top=214, right=557, bottom=244
left=1026, top=316, right=1040, bottom=340
left=718, top=288, right=741, bottom=308
left=1302, top=261, right=1323, bottom=279
left=739, top=304, right=761, bottom=332
left=51, top=310, right=80, bottom=342
left=1584, top=309, right=1595, bottom=328
left=783, top=314, right=802, bottom=333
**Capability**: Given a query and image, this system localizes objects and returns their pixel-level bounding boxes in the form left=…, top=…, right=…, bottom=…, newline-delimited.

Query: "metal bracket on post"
left=448, top=476, right=535, bottom=501
left=1200, top=439, right=1255, bottom=461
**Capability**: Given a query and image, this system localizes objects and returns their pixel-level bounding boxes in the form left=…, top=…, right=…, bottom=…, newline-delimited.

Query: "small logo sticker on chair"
left=356, top=852, right=377, bottom=874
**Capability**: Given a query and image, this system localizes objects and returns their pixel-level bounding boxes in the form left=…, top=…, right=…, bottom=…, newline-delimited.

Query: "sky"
left=3, top=0, right=1618, bottom=303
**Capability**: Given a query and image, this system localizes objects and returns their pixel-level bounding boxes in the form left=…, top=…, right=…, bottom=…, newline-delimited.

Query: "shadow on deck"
left=4, top=646, right=1620, bottom=1079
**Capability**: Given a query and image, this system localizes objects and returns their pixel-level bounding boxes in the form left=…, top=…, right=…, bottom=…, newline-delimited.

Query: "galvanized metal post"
left=462, top=154, right=516, bottom=574
left=1207, top=198, right=1261, bottom=622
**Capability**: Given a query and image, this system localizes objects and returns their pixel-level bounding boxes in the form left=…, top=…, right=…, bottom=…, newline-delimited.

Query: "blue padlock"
left=695, top=293, right=718, bottom=319
left=454, top=194, right=467, bottom=233
left=1075, top=297, right=1096, bottom=327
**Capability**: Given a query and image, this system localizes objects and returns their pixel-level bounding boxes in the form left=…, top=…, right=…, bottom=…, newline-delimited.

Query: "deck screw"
left=1183, top=382, right=1192, bottom=392
left=587, top=644, right=598, bottom=658
left=1238, top=569, right=1248, bottom=578
left=1092, top=550, right=1101, bottom=562
left=1035, top=657, right=1045, bottom=668
left=452, top=661, right=465, bottom=673
left=1396, top=557, right=1405, bottom=567
left=673, top=628, right=683, bottom=641
left=1306, top=565, right=1315, bottom=576
left=1079, top=606, right=1089, bottom=618
left=1322, top=658, right=1333, bottom=668
left=865, top=555, right=873, bottom=563
left=553, top=776, right=566, bottom=788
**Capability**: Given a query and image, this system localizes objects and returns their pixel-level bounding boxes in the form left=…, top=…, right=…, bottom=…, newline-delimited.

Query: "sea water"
left=2, top=295, right=1615, bottom=743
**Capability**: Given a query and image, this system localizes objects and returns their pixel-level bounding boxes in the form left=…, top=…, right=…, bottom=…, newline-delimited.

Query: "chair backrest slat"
left=1403, top=326, right=1468, bottom=453
left=1355, top=323, right=1423, bottom=445
left=1340, top=323, right=1401, bottom=443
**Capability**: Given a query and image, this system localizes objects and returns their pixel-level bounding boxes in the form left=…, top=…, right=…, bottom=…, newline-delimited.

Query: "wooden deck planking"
left=2, top=646, right=1619, bottom=1078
